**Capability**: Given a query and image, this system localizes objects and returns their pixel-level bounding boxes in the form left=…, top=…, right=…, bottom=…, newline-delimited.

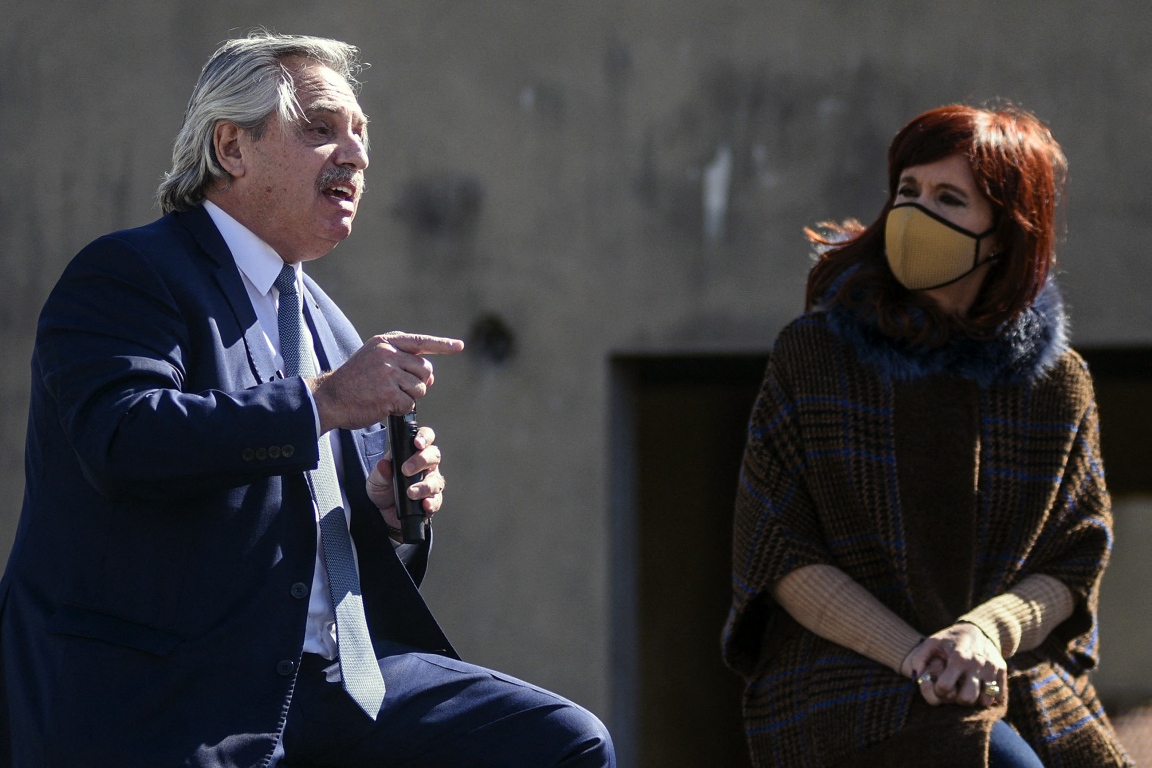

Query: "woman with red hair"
left=723, top=105, right=1133, bottom=767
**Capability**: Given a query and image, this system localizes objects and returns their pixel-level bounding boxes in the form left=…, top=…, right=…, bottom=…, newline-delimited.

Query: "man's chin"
left=291, top=234, right=350, bottom=263
left=320, top=216, right=355, bottom=242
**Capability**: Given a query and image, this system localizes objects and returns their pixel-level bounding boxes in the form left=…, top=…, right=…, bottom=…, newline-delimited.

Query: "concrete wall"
left=3, top=0, right=1151, bottom=738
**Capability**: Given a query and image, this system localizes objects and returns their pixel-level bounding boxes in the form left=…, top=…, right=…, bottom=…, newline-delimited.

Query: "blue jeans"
left=989, top=720, right=1044, bottom=768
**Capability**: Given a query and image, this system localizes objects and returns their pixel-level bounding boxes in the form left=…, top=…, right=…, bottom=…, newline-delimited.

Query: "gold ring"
left=916, top=671, right=933, bottom=686
left=982, top=680, right=1002, bottom=697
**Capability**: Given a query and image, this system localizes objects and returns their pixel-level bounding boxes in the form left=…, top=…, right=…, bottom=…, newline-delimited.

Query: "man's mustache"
left=318, top=166, right=365, bottom=196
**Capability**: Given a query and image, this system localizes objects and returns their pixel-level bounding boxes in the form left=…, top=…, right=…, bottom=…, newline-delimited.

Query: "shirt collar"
left=203, top=200, right=298, bottom=296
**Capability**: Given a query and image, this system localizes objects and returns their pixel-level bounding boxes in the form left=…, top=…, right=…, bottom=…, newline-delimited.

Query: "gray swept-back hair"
left=157, top=31, right=362, bottom=214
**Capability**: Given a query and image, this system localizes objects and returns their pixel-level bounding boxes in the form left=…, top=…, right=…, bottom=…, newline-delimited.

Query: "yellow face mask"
left=884, top=203, right=998, bottom=291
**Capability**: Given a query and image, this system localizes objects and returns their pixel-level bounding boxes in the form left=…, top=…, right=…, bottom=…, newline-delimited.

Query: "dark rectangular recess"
left=1081, top=347, right=1152, bottom=496
left=614, top=353, right=766, bottom=768
left=612, top=345, right=1150, bottom=767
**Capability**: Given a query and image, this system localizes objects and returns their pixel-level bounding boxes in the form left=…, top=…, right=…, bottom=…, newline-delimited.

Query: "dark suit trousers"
left=279, top=645, right=615, bottom=767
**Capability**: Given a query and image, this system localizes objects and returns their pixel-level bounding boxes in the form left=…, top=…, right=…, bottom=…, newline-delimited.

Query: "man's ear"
left=213, top=121, right=247, bottom=178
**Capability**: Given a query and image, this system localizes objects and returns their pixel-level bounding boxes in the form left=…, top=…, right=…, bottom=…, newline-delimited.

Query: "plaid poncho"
left=723, top=284, right=1133, bottom=767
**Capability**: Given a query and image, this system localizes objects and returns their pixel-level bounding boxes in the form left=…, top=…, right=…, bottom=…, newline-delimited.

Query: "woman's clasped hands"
left=901, top=622, right=1008, bottom=709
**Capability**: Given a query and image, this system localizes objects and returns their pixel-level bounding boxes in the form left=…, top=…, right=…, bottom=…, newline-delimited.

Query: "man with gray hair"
left=0, top=32, right=614, bottom=767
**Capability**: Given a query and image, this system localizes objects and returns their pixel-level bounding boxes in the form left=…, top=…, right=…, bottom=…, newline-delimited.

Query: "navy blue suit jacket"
left=0, top=206, right=456, bottom=767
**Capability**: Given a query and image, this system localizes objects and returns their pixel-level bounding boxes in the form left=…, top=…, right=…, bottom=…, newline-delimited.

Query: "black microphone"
left=387, top=410, right=426, bottom=543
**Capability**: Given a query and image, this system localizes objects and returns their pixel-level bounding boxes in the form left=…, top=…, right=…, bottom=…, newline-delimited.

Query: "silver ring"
left=916, top=671, right=934, bottom=686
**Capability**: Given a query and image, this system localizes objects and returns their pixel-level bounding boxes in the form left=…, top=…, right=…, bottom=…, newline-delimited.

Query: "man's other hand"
left=365, top=426, right=444, bottom=537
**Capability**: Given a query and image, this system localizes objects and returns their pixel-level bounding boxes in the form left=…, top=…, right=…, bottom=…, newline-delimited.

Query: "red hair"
left=805, top=104, right=1067, bottom=346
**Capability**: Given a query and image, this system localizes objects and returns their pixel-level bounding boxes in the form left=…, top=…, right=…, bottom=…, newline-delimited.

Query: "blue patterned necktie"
left=275, top=263, right=386, bottom=720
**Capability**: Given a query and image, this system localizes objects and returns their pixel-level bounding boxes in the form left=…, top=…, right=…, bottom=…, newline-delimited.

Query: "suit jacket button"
left=242, top=448, right=255, bottom=461
left=277, top=659, right=296, bottom=676
left=290, top=582, right=309, bottom=599
left=255, top=447, right=267, bottom=460
left=282, top=444, right=295, bottom=458
left=269, top=445, right=282, bottom=459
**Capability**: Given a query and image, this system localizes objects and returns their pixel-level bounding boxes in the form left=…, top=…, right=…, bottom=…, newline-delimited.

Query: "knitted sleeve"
left=722, top=331, right=834, bottom=676
left=958, top=574, right=1075, bottom=658
left=772, top=564, right=925, bottom=673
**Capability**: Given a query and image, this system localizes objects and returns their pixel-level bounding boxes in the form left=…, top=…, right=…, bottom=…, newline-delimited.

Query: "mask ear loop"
left=969, top=218, right=998, bottom=270
left=960, top=201, right=1000, bottom=279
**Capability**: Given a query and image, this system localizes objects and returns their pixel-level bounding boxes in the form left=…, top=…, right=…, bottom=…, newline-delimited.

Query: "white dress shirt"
left=205, top=200, right=350, bottom=659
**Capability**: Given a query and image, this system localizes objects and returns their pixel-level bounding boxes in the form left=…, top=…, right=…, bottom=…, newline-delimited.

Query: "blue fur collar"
left=821, top=279, right=1068, bottom=387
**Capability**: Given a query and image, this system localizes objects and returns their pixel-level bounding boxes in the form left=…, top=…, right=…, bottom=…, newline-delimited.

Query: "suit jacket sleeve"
left=35, top=230, right=320, bottom=502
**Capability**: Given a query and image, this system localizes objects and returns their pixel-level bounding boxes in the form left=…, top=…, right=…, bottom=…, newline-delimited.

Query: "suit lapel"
left=301, top=283, right=343, bottom=373
left=176, top=207, right=279, bottom=386
left=220, top=264, right=279, bottom=385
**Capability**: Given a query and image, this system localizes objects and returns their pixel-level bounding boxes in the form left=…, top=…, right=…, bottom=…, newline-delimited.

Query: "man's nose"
left=338, top=133, right=369, bottom=170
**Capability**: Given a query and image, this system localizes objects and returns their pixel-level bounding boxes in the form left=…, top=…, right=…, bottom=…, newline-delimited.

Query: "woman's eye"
left=896, top=186, right=916, bottom=198
left=939, top=193, right=965, bottom=207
